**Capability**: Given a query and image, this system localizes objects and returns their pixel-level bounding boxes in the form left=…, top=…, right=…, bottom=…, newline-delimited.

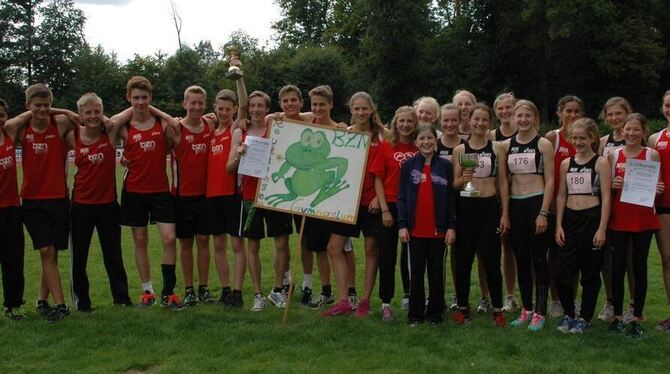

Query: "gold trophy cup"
left=460, top=153, right=480, bottom=197
left=225, top=45, right=244, bottom=80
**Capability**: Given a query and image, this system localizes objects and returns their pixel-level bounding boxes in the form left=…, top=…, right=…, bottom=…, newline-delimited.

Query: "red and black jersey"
left=207, top=126, right=237, bottom=197
left=0, top=129, right=20, bottom=207
left=72, top=127, right=116, bottom=204
left=123, top=118, right=169, bottom=193
left=21, top=116, right=68, bottom=199
left=171, top=120, right=211, bottom=197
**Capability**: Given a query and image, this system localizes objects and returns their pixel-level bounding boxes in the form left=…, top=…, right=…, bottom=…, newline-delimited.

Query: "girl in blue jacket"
left=397, top=124, right=457, bottom=325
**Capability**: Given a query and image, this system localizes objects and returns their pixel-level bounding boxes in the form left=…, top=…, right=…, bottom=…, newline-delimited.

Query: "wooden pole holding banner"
left=283, top=215, right=306, bottom=323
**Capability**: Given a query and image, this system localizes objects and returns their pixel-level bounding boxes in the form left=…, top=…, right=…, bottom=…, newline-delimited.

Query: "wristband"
left=538, top=209, right=549, bottom=217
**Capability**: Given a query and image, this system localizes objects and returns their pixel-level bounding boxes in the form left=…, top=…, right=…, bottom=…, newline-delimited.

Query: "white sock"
left=283, top=271, right=291, bottom=286
left=381, top=303, right=390, bottom=308
left=302, top=274, right=312, bottom=289
left=141, top=281, right=154, bottom=294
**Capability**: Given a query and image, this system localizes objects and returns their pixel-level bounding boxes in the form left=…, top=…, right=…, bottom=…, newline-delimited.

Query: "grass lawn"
left=1, top=166, right=670, bottom=373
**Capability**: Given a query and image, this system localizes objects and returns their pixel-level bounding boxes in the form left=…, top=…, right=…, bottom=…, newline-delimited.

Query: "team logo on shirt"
left=45, top=134, right=56, bottom=140
left=657, top=141, right=668, bottom=150
left=26, top=134, right=34, bottom=142
left=133, top=134, right=142, bottom=142
left=32, top=142, right=48, bottom=154
left=87, top=152, right=104, bottom=164
left=211, top=144, right=224, bottom=155
left=191, top=143, right=207, bottom=154
left=393, top=151, right=417, bottom=164
left=80, top=147, right=90, bottom=155
left=558, top=146, right=571, bottom=156
left=569, top=167, right=592, bottom=173
left=185, top=135, right=195, bottom=143
left=0, top=156, right=13, bottom=169
left=139, top=140, right=156, bottom=152
left=616, top=162, right=626, bottom=172
left=151, top=131, right=161, bottom=136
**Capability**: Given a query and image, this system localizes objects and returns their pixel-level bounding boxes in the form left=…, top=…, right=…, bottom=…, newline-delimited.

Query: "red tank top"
left=553, top=129, right=576, bottom=197
left=123, top=119, right=169, bottom=193
left=653, top=129, right=670, bottom=208
left=207, top=126, right=237, bottom=197
left=609, top=148, right=660, bottom=232
left=171, top=120, right=211, bottom=197
left=73, top=128, right=116, bottom=204
left=21, top=116, right=68, bottom=199
left=0, top=130, right=20, bottom=208
left=240, top=128, right=268, bottom=201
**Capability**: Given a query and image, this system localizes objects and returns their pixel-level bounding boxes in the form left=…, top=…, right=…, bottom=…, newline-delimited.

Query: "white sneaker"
left=308, top=293, right=335, bottom=309
left=622, top=304, right=634, bottom=324
left=502, top=295, right=518, bottom=313
left=476, top=297, right=491, bottom=313
left=268, top=290, right=287, bottom=308
left=401, top=295, right=409, bottom=310
left=597, top=301, right=614, bottom=322
left=574, top=300, right=581, bottom=318
left=550, top=300, right=564, bottom=318
left=449, top=295, right=458, bottom=311
left=251, top=294, right=267, bottom=312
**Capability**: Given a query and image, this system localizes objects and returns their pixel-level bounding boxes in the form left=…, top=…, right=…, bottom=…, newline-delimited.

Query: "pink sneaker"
left=355, top=298, right=370, bottom=317
left=320, top=299, right=353, bottom=317
left=510, top=308, right=532, bottom=327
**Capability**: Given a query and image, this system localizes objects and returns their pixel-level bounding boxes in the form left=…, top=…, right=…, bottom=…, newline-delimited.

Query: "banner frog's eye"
left=311, top=131, right=325, bottom=148
left=300, top=128, right=313, bottom=147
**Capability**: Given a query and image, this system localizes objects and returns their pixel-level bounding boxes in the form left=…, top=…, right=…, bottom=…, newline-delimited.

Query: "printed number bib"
left=567, top=172, right=592, bottom=194
left=508, top=153, right=536, bottom=174
left=473, top=156, right=492, bottom=178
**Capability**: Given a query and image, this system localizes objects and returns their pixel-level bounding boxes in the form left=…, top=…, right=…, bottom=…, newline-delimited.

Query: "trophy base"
left=225, top=69, right=244, bottom=80
left=460, top=190, right=480, bottom=197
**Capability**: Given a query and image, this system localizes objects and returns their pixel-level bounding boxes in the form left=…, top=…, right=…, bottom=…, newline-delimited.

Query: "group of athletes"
left=1, top=69, right=670, bottom=337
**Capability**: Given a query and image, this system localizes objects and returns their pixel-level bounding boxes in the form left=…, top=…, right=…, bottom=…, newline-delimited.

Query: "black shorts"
left=657, top=206, right=670, bottom=215
left=303, top=217, right=330, bottom=252
left=22, top=198, right=70, bottom=251
left=120, top=190, right=175, bottom=227
left=0, top=205, right=24, bottom=254
left=328, top=206, right=379, bottom=239
left=242, top=204, right=293, bottom=240
left=207, top=195, right=243, bottom=237
left=174, top=195, right=209, bottom=239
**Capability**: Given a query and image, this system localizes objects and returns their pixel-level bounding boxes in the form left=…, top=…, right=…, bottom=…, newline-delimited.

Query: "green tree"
left=273, top=0, right=331, bottom=47
left=70, top=43, right=126, bottom=115
left=0, top=0, right=42, bottom=83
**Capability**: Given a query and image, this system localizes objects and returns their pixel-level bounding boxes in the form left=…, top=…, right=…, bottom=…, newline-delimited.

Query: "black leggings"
left=454, top=197, right=502, bottom=309
left=510, top=195, right=549, bottom=315
left=554, top=206, right=603, bottom=322
left=407, top=237, right=446, bottom=322
left=71, top=202, right=131, bottom=308
left=377, top=203, right=409, bottom=303
left=610, top=230, right=654, bottom=317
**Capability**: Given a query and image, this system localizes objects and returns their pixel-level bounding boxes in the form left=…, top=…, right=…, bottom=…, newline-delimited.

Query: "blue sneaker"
left=570, top=318, right=590, bottom=334
left=556, top=315, right=574, bottom=333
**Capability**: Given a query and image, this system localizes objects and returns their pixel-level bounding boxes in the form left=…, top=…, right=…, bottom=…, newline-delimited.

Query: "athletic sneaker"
left=570, top=318, right=590, bottom=334
left=161, top=294, right=184, bottom=310
left=381, top=304, right=394, bottom=322
left=574, top=300, right=581, bottom=318
left=219, top=289, right=232, bottom=307
left=622, top=304, right=645, bottom=323
left=46, top=304, right=70, bottom=322
left=556, top=315, right=574, bottom=333
left=597, top=301, right=614, bottom=322
left=654, top=316, right=670, bottom=332
left=355, top=298, right=370, bottom=318
left=549, top=300, right=564, bottom=318
left=230, top=291, right=243, bottom=308
left=5, top=307, right=27, bottom=321
left=401, top=295, right=410, bottom=310
left=139, top=291, right=156, bottom=307
left=449, top=295, right=458, bottom=311
left=454, top=309, right=471, bottom=325
left=35, top=300, right=52, bottom=317
left=349, top=294, right=359, bottom=311
left=308, top=293, right=335, bottom=309
left=493, top=312, right=506, bottom=327
left=198, top=288, right=216, bottom=304
left=321, top=299, right=353, bottom=317
left=300, top=287, right=313, bottom=306
left=251, top=294, right=267, bottom=312
left=527, top=313, right=545, bottom=332
left=502, top=295, right=518, bottom=313
left=626, top=321, right=643, bottom=338
left=408, top=320, right=423, bottom=328
left=476, top=297, right=491, bottom=313
left=511, top=308, right=533, bottom=327
left=182, top=290, right=198, bottom=307
left=282, top=284, right=295, bottom=299
left=608, top=319, right=625, bottom=334
left=268, top=290, right=287, bottom=308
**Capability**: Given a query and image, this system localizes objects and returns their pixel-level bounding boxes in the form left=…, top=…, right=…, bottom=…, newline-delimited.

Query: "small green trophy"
left=460, top=153, right=480, bottom=197
left=225, top=45, right=243, bottom=80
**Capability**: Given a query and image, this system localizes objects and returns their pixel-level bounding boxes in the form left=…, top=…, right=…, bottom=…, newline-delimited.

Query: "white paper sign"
left=238, top=135, right=272, bottom=178
left=620, top=158, right=660, bottom=207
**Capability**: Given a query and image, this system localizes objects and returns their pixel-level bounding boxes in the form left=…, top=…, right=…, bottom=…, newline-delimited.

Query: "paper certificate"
left=620, top=158, right=660, bottom=207
left=238, top=135, right=272, bottom=178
